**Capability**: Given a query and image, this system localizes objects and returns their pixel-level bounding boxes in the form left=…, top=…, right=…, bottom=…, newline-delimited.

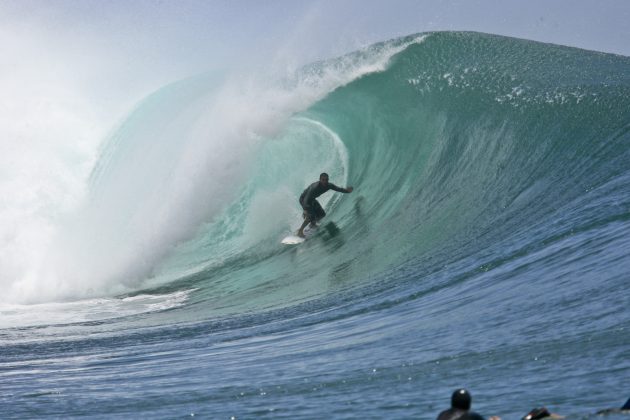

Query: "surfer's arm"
left=330, top=183, right=353, bottom=193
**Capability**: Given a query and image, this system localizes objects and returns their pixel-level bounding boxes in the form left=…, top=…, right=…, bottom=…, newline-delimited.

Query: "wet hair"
left=522, top=407, right=550, bottom=420
left=452, top=389, right=471, bottom=410
left=320, top=172, right=329, bottom=180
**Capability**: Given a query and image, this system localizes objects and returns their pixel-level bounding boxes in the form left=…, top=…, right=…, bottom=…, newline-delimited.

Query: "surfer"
left=437, top=389, right=498, bottom=420
left=297, top=172, right=353, bottom=238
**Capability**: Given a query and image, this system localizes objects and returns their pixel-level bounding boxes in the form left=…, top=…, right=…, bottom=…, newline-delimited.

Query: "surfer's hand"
left=346, top=186, right=354, bottom=193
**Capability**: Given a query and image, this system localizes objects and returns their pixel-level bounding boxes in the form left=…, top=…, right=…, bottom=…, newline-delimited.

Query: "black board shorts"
left=300, top=199, right=326, bottom=221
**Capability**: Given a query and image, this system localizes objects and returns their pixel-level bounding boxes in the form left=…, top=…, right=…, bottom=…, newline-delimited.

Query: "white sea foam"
left=0, top=289, right=195, bottom=330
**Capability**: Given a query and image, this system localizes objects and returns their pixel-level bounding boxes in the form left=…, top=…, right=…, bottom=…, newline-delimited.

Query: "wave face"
left=2, top=32, right=630, bottom=419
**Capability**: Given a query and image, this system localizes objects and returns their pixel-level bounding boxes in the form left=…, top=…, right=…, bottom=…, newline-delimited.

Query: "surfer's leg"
left=297, top=218, right=309, bottom=238
left=298, top=205, right=314, bottom=237
left=310, top=201, right=325, bottom=227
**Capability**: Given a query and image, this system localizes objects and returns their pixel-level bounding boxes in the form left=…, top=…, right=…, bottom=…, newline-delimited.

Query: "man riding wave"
left=297, top=172, right=353, bottom=238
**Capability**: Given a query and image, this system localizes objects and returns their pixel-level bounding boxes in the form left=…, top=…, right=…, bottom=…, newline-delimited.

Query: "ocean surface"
left=1, top=32, right=629, bottom=419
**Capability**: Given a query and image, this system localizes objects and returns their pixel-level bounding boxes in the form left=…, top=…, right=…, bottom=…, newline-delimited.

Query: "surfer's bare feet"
left=297, top=230, right=305, bottom=238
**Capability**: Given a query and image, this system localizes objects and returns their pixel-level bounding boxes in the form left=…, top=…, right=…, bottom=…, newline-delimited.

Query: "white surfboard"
left=281, top=235, right=305, bottom=245
left=281, top=226, right=317, bottom=245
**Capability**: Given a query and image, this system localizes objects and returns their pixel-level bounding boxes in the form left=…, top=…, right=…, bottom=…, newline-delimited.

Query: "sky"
left=2, top=1, right=630, bottom=81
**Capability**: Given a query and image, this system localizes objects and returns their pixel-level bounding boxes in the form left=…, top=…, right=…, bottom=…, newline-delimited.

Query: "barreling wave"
left=5, top=32, right=630, bottom=320
left=138, top=31, right=630, bottom=320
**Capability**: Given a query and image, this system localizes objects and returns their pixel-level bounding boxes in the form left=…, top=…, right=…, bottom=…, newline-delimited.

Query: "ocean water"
left=1, top=32, right=629, bottom=419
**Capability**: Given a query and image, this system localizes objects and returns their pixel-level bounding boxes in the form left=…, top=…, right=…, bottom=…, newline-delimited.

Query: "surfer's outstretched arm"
left=329, top=183, right=353, bottom=193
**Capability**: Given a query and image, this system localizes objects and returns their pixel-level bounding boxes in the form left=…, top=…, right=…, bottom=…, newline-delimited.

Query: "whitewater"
left=1, top=32, right=629, bottom=419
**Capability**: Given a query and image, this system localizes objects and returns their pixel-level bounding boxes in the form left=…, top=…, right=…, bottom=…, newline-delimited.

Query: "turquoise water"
left=1, top=32, right=629, bottom=419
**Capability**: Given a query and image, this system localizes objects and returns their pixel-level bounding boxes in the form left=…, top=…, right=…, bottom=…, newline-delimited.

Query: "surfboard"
left=281, top=235, right=305, bottom=245
left=281, top=226, right=317, bottom=245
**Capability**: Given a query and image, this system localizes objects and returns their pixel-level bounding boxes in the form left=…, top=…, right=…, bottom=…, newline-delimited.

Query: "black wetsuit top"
left=437, top=409, right=484, bottom=420
left=299, top=181, right=347, bottom=208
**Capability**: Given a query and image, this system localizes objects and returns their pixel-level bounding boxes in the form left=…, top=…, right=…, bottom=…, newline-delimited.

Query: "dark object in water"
left=596, top=396, right=630, bottom=415
left=523, top=407, right=551, bottom=420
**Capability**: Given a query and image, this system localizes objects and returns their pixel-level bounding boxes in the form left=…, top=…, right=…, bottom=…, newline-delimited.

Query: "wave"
left=3, top=32, right=630, bottom=318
